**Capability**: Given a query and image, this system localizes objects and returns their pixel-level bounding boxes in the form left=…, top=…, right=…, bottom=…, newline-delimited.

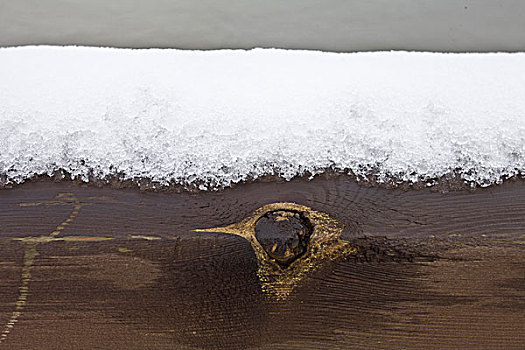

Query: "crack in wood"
left=0, top=193, right=112, bottom=346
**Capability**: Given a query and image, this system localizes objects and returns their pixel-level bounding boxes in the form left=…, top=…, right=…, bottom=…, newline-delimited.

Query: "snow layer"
left=1, top=46, right=524, bottom=189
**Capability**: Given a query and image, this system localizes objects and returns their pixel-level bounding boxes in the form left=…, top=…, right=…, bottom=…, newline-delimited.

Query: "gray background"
left=1, top=0, right=524, bottom=51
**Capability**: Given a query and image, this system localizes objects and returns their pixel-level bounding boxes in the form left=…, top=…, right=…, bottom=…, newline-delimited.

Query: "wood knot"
left=254, top=210, right=312, bottom=266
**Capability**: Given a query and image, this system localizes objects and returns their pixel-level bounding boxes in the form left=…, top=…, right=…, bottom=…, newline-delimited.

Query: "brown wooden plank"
left=0, top=178, right=524, bottom=349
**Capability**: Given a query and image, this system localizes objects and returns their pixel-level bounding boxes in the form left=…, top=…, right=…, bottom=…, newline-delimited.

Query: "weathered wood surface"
left=0, top=177, right=524, bottom=349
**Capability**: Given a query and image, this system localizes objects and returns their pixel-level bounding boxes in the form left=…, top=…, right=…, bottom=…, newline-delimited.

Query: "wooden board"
left=0, top=177, right=524, bottom=349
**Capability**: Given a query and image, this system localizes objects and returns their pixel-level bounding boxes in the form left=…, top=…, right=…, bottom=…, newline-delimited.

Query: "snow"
left=1, top=46, right=524, bottom=188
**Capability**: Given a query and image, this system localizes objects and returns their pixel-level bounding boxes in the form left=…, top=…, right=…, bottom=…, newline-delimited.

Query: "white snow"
left=1, top=46, right=524, bottom=188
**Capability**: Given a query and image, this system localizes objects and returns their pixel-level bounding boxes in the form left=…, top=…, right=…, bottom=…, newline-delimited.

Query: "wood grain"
left=0, top=177, right=524, bottom=349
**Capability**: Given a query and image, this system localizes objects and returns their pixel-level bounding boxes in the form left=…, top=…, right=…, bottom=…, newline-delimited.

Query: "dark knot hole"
left=254, top=210, right=313, bottom=267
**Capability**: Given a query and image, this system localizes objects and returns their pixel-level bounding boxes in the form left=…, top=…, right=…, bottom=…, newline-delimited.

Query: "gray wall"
left=1, top=0, right=524, bottom=51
